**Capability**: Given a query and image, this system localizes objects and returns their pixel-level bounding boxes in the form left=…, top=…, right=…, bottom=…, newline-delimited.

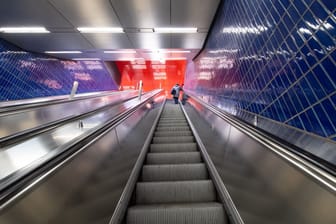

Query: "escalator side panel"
left=0, top=95, right=164, bottom=224
left=184, top=99, right=336, bottom=224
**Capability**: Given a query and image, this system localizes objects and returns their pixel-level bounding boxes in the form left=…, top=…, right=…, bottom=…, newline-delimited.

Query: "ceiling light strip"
left=154, top=27, right=197, bottom=33
left=104, top=50, right=136, bottom=54
left=45, top=51, right=82, bottom=54
left=0, top=27, right=50, bottom=33
left=77, top=27, right=124, bottom=33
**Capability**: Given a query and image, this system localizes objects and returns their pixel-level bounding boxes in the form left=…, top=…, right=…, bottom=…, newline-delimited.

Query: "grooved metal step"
left=159, top=118, right=187, bottom=121
left=150, top=143, right=197, bottom=153
left=152, top=136, right=194, bottom=144
left=146, top=152, right=202, bottom=164
left=136, top=180, right=216, bottom=204
left=157, top=123, right=188, bottom=127
left=154, top=130, right=192, bottom=137
left=156, top=126, right=190, bottom=131
left=158, top=120, right=187, bottom=123
left=142, top=163, right=208, bottom=181
left=127, top=203, right=227, bottom=224
left=159, top=119, right=186, bottom=122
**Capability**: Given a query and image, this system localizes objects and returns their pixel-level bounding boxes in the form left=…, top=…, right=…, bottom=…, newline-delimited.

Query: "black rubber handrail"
left=0, top=90, right=163, bottom=211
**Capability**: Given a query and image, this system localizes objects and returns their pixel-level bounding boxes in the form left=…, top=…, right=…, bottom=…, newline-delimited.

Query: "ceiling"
left=0, top=0, right=220, bottom=61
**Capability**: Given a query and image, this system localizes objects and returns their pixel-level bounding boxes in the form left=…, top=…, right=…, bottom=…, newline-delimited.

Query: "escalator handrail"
left=0, top=94, right=139, bottom=148
left=0, top=90, right=137, bottom=115
left=187, top=93, right=336, bottom=192
left=180, top=102, right=245, bottom=224
left=0, top=90, right=163, bottom=211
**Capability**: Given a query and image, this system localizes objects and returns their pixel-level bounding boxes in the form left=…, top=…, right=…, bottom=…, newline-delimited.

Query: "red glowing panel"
left=115, top=60, right=186, bottom=97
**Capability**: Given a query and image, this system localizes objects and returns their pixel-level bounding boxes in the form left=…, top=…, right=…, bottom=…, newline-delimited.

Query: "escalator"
left=1, top=95, right=334, bottom=224
left=125, top=103, right=228, bottom=224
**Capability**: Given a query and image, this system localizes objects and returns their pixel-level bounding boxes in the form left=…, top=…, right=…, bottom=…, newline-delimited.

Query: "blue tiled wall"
left=0, top=38, right=118, bottom=101
left=186, top=1, right=335, bottom=144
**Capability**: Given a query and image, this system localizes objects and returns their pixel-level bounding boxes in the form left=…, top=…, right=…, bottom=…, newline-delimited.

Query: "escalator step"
left=158, top=119, right=187, bottom=122
left=152, top=136, right=194, bottom=144
left=142, top=163, right=208, bottom=181
left=159, top=119, right=186, bottom=122
left=160, top=115, right=185, bottom=118
left=156, top=126, right=190, bottom=131
left=154, top=130, right=192, bottom=137
left=159, top=118, right=185, bottom=121
left=157, top=123, right=188, bottom=127
left=127, top=203, right=227, bottom=224
left=136, top=180, right=216, bottom=204
left=146, top=152, right=201, bottom=164
left=150, top=143, right=197, bottom=153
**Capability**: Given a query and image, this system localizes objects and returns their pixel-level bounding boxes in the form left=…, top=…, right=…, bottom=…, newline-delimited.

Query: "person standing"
left=171, top=83, right=182, bottom=104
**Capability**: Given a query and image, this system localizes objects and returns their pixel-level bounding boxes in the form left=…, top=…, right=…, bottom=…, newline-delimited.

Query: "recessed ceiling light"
left=104, top=50, right=136, bottom=54
left=73, top=58, right=101, bottom=61
left=45, top=51, right=82, bottom=54
left=154, top=27, right=197, bottom=33
left=0, top=27, right=50, bottom=33
left=77, top=27, right=124, bottom=33
left=138, top=28, right=154, bottom=33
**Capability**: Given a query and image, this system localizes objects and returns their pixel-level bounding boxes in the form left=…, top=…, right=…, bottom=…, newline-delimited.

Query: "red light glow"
left=115, top=60, right=186, bottom=98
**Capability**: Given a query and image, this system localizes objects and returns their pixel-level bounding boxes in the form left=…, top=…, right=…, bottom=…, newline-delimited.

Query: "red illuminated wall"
left=115, top=60, right=186, bottom=97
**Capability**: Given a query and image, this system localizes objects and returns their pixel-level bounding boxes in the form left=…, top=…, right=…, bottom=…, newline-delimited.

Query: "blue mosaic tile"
left=298, top=113, right=309, bottom=131
left=312, top=1, right=330, bottom=19
left=325, top=16, right=336, bottom=37
left=313, top=65, right=335, bottom=94
left=314, top=103, right=335, bottom=136
left=0, top=39, right=118, bottom=101
left=185, top=0, right=336, bottom=144
left=330, top=93, right=336, bottom=109
left=287, top=116, right=305, bottom=130
left=321, top=0, right=336, bottom=11
left=286, top=89, right=305, bottom=112
left=303, top=0, right=314, bottom=8
left=315, top=30, right=334, bottom=50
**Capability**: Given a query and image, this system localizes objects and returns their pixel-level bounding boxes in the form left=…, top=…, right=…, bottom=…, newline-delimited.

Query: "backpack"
left=171, top=89, right=176, bottom=95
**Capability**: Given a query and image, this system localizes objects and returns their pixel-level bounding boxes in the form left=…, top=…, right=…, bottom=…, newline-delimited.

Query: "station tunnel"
left=0, top=0, right=335, bottom=223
